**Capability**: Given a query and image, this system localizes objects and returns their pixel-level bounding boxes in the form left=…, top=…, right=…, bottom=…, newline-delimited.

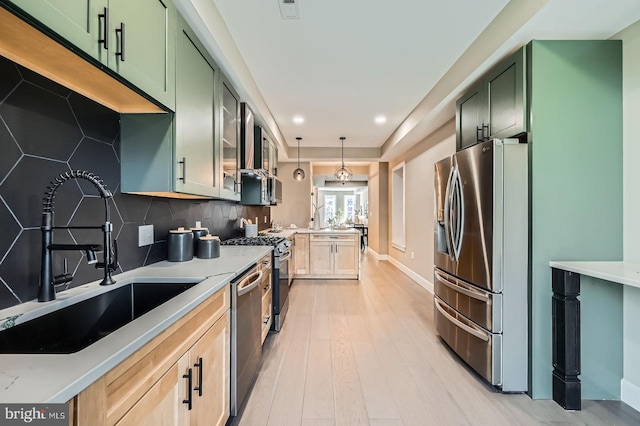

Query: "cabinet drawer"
left=310, top=233, right=357, bottom=241
left=434, top=297, right=500, bottom=386
left=434, top=269, right=501, bottom=333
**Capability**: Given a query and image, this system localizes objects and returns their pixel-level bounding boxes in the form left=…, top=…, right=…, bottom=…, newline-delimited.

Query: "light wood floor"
left=239, top=254, right=640, bottom=425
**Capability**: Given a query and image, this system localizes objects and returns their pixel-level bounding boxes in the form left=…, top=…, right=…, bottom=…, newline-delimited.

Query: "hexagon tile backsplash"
left=0, top=55, right=270, bottom=309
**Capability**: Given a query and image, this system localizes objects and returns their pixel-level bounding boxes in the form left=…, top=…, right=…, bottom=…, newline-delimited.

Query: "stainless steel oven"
left=221, top=236, right=292, bottom=333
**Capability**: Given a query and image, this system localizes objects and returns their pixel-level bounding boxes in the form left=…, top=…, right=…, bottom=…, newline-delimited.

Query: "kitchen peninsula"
left=290, top=228, right=361, bottom=279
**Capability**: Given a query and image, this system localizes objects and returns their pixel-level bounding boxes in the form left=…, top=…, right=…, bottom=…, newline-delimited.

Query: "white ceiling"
left=176, top=0, right=640, bottom=163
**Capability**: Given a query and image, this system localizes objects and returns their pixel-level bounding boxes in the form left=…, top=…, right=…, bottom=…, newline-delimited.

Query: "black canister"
left=168, top=228, right=193, bottom=262
left=197, top=235, right=220, bottom=259
left=191, top=227, right=209, bottom=257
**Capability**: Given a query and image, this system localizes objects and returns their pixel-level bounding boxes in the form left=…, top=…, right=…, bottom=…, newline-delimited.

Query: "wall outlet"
left=411, top=251, right=415, bottom=259
left=138, top=225, right=154, bottom=247
left=264, top=216, right=267, bottom=223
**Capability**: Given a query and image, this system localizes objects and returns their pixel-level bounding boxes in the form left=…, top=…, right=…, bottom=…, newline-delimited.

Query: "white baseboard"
left=622, top=378, right=640, bottom=412
left=367, top=247, right=388, bottom=261
left=386, top=256, right=434, bottom=294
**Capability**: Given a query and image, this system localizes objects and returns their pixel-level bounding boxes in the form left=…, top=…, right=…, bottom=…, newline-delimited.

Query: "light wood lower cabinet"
left=305, top=233, right=359, bottom=279
left=73, top=285, right=230, bottom=426
left=294, top=234, right=309, bottom=276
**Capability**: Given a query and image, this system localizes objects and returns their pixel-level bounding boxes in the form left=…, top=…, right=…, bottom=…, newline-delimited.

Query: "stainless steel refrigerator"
left=433, top=138, right=528, bottom=392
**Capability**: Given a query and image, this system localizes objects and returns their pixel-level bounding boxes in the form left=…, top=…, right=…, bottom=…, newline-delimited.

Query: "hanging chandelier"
left=334, top=136, right=352, bottom=184
left=292, top=137, right=305, bottom=180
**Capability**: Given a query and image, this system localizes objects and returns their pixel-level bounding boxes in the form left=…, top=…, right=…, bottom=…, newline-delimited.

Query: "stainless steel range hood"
left=239, top=102, right=264, bottom=176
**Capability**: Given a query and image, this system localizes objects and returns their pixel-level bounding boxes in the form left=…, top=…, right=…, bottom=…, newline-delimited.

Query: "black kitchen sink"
left=0, top=282, right=199, bottom=354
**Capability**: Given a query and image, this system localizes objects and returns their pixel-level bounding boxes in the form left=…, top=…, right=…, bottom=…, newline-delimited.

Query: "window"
left=344, top=195, right=356, bottom=222
left=323, top=195, right=336, bottom=226
left=392, top=162, right=406, bottom=251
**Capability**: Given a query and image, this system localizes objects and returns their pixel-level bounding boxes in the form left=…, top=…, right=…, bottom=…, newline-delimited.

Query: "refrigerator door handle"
left=449, top=166, right=464, bottom=261
left=435, top=298, right=490, bottom=342
left=453, top=166, right=465, bottom=261
left=434, top=270, right=490, bottom=302
left=443, top=166, right=455, bottom=259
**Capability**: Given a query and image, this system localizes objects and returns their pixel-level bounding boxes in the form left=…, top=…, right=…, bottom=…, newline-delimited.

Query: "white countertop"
left=260, top=227, right=360, bottom=239
left=549, top=261, right=640, bottom=289
left=292, top=228, right=360, bottom=235
left=0, top=245, right=271, bottom=403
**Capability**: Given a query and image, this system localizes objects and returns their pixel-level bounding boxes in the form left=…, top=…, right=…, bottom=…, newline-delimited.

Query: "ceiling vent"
left=279, top=0, right=300, bottom=19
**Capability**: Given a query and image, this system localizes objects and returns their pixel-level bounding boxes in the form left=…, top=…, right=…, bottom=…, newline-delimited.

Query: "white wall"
left=387, top=120, right=456, bottom=291
left=617, top=19, right=640, bottom=411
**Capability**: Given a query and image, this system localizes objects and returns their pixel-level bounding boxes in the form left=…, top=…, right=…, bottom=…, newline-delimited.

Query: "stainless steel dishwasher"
left=230, top=256, right=266, bottom=417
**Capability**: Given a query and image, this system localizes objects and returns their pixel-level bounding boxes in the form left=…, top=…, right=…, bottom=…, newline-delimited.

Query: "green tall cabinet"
left=526, top=41, right=623, bottom=400
left=453, top=40, right=623, bottom=402
left=3, top=0, right=176, bottom=110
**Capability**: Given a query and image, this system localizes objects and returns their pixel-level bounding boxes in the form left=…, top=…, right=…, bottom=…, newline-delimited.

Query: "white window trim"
left=391, top=162, right=406, bottom=252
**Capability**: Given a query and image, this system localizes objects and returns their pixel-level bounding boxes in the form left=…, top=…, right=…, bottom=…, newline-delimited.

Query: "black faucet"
left=39, top=170, right=118, bottom=302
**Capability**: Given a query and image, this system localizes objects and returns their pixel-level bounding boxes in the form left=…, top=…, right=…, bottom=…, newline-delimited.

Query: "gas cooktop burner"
left=221, top=236, right=286, bottom=247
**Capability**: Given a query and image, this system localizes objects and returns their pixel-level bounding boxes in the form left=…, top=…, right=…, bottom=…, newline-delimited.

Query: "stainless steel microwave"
left=268, top=177, right=282, bottom=205
left=240, top=174, right=269, bottom=205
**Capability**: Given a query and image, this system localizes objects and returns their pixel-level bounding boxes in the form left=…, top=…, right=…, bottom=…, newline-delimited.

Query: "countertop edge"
left=549, top=260, right=640, bottom=289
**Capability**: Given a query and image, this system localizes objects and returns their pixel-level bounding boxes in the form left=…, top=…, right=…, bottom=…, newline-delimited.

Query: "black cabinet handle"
left=183, top=368, right=193, bottom=410
left=98, top=7, right=108, bottom=50
left=179, top=157, right=186, bottom=182
left=476, top=126, right=483, bottom=142
left=482, top=124, right=489, bottom=141
left=194, top=357, right=203, bottom=397
left=116, top=22, right=125, bottom=61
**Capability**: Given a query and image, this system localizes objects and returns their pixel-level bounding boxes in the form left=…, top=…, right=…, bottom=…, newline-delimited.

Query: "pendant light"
left=293, top=137, right=305, bottom=180
left=334, top=136, right=352, bottom=184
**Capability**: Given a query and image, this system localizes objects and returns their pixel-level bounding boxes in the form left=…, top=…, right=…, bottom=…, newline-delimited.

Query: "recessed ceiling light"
left=375, top=116, right=386, bottom=124
left=293, top=116, right=305, bottom=124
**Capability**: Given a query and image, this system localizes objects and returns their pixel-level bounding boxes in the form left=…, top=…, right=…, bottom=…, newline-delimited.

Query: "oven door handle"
left=435, top=299, right=489, bottom=342
left=434, top=270, right=490, bottom=302
left=237, top=270, right=263, bottom=296
left=278, top=251, right=292, bottom=262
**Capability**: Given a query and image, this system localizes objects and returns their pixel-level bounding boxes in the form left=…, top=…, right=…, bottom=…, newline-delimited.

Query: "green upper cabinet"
left=254, top=125, right=279, bottom=177
left=456, top=80, right=484, bottom=151
left=121, top=12, right=242, bottom=200
left=456, top=46, right=526, bottom=151
left=486, top=47, right=526, bottom=140
left=107, top=0, right=176, bottom=110
left=174, top=13, right=217, bottom=197
left=4, top=0, right=175, bottom=111
left=219, top=77, right=241, bottom=201
left=6, top=0, right=108, bottom=62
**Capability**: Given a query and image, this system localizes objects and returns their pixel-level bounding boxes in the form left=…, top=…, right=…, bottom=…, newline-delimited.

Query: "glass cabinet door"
left=221, top=81, right=240, bottom=197
left=262, top=135, right=270, bottom=173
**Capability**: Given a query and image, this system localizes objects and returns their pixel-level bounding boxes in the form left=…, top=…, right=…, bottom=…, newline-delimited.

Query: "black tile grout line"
left=0, top=64, right=23, bottom=107
left=0, top=276, right=21, bottom=305
left=0, top=119, right=25, bottom=188
left=0, top=197, right=22, bottom=267
left=19, top=79, right=70, bottom=100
